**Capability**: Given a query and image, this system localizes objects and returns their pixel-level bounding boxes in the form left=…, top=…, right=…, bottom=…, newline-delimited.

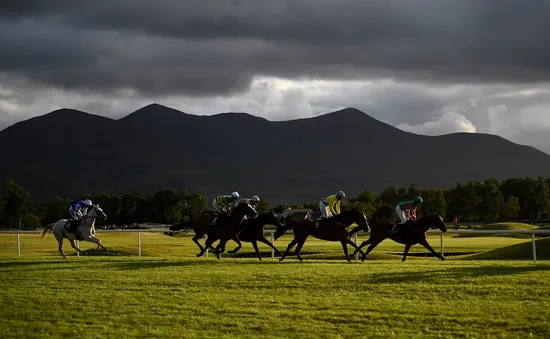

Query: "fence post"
left=271, top=232, right=275, bottom=260
left=440, top=232, right=444, bottom=257
left=137, top=232, right=142, bottom=257
left=76, top=240, right=79, bottom=256
left=354, top=232, right=358, bottom=261
left=205, top=234, right=209, bottom=258
left=16, top=233, right=21, bottom=257
left=532, top=233, right=537, bottom=264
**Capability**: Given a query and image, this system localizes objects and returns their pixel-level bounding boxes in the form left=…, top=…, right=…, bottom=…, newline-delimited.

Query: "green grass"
left=468, top=237, right=550, bottom=260
left=1, top=233, right=550, bottom=338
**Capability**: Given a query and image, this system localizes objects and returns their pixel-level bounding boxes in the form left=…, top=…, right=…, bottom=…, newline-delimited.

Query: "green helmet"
left=413, top=196, right=423, bottom=204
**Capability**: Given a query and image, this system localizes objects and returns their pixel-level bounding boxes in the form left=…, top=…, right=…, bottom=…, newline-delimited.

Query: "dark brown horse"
left=275, top=209, right=370, bottom=262
left=349, top=213, right=448, bottom=262
left=170, top=210, right=227, bottom=253
left=227, top=211, right=285, bottom=260
left=196, top=200, right=258, bottom=259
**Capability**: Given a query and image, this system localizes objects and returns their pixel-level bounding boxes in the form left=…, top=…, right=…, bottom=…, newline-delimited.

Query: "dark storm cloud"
left=1, top=0, right=550, bottom=96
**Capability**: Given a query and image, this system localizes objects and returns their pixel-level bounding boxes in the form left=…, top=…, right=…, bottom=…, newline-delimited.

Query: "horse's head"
left=259, top=211, right=283, bottom=229
left=420, top=213, right=447, bottom=233
left=87, top=204, right=107, bottom=221
left=340, top=209, right=370, bottom=232
left=234, top=199, right=259, bottom=219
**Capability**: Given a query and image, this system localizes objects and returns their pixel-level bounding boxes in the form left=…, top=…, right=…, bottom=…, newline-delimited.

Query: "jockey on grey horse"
left=41, top=203, right=108, bottom=258
left=67, top=198, right=93, bottom=234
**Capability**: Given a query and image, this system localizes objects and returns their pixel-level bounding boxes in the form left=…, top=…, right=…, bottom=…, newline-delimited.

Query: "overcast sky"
left=1, top=0, right=550, bottom=153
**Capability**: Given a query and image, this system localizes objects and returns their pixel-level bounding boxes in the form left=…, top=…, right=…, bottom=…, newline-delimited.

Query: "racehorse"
left=196, top=200, right=258, bottom=259
left=40, top=204, right=108, bottom=259
left=275, top=209, right=370, bottom=262
left=227, top=211, right=285, bottom=260
left=172, top=210, right=228, bottom=253
left=349, top=213, right=448, bottom=262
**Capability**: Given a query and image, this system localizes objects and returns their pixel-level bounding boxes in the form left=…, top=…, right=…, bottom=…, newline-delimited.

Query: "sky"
left=1, top=0, right=550, bottom=153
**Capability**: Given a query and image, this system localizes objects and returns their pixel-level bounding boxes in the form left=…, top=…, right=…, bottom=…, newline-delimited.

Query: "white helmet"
left=231, top=191, right=240, bottom=198
left=336, top=191, right=345, bottom=198
left=84, top=199, right=93, bottom=206
left=250, top=195, right=260, bottom=203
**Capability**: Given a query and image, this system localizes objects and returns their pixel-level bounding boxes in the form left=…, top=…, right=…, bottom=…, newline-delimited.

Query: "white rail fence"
left=1, top=229, right=549, bottom=263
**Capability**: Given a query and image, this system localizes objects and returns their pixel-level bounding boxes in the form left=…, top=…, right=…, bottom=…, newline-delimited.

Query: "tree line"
left=0, top=176, right=549, bottom=229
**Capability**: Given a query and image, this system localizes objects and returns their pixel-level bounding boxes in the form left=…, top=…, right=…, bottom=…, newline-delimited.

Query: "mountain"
left=1, top=103, right=550, bottom=204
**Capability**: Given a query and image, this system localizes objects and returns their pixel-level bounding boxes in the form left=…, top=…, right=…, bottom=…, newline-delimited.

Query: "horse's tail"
left=41, top=223, right=54, bottom=239
left=274, top=220, right=297, bottom=240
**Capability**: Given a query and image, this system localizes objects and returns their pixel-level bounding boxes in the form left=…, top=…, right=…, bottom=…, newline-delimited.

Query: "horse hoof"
left=279, top=258, right=284, bottom=261
left=196, top=253, right=203, bottom=257
left=440, top=257, right=446, bottom=262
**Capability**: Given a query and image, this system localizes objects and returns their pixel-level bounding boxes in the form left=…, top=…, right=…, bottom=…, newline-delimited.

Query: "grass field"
left=1, top=232, right=550, bottom=338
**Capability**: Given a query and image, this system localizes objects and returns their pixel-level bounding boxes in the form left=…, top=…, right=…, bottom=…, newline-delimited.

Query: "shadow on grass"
left=385, top=251, right=478, bottom=257
left=0, top=260, right=74, bottom=269
left=365, top=265, right=550, bottom=284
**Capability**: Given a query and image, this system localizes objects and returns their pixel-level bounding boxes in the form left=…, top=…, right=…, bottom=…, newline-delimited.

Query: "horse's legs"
left=192, top=234, right=205, bottom=252
left=258, top=236, right=282, bottom=257
left=344, top=238, right=366, bottom=258
left=86, top=235, right=108, bottom=251
left=352, top=239, right=372, bottom=256
left=250, top=240, right=262, bottom=260
left=212, top=239, right=231, bottom=259
left=418, top=239, right=446, bottom=261
left=279, top=238, right=299, bottom=261
left=361, top=239, right=384, bottom=262
left=340, top=240, right=351, bottom=262
left=227, top=235, right=242, bottom=254
left=294, top=236, right=309, bottom=262
left=401, top=244, right=412, bottom=262
left=197, top=236, right=216, bottom=257
left=68, top=239, right=85, bottom=256
left=55, top=233, right=67, bottom=259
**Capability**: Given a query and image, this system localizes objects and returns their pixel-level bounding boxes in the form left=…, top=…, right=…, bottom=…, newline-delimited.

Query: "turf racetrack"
left=1, top=233, right=549, bottom=338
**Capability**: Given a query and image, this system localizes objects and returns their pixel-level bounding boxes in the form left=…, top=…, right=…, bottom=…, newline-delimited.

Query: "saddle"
left=63, top=220, right=83, bottom=240
left=210, top=212, right=228, bottom=227
left=390, top=220, right=416, bottom=234
left=313, top=217, right=334, bottom=230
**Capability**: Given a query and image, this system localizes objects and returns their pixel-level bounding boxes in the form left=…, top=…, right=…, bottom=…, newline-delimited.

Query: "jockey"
left=212, top=191, right=240, bottom=215
left=391, top=196, right=423, bottom=233
left=241, top=195, right=260, bottom=221
left=67, top=198, right=93, bottom=233
left=319, top=191, right=345, bottom=219
left=247, top=195, right=260, bottom=208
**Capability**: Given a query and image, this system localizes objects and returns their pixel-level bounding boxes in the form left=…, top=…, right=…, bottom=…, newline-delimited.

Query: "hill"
left=466, top=237, right=550, bottom=260
left=453, top=223, right=539, bottom=238
left=1, top=103, right=550, bottom=203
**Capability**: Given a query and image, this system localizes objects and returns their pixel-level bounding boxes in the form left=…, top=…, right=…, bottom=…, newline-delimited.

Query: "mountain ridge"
left=1, top=103, right=549, bottom=203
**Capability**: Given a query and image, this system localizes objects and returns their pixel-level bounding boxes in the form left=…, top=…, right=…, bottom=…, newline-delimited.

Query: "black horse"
left=350, top=213, right=448, bottom=262
left=196, top=200, right=258, bottom=259
left=227, top=211, right=285, bottom=260
left=275, top=209, right=370, bottom=262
